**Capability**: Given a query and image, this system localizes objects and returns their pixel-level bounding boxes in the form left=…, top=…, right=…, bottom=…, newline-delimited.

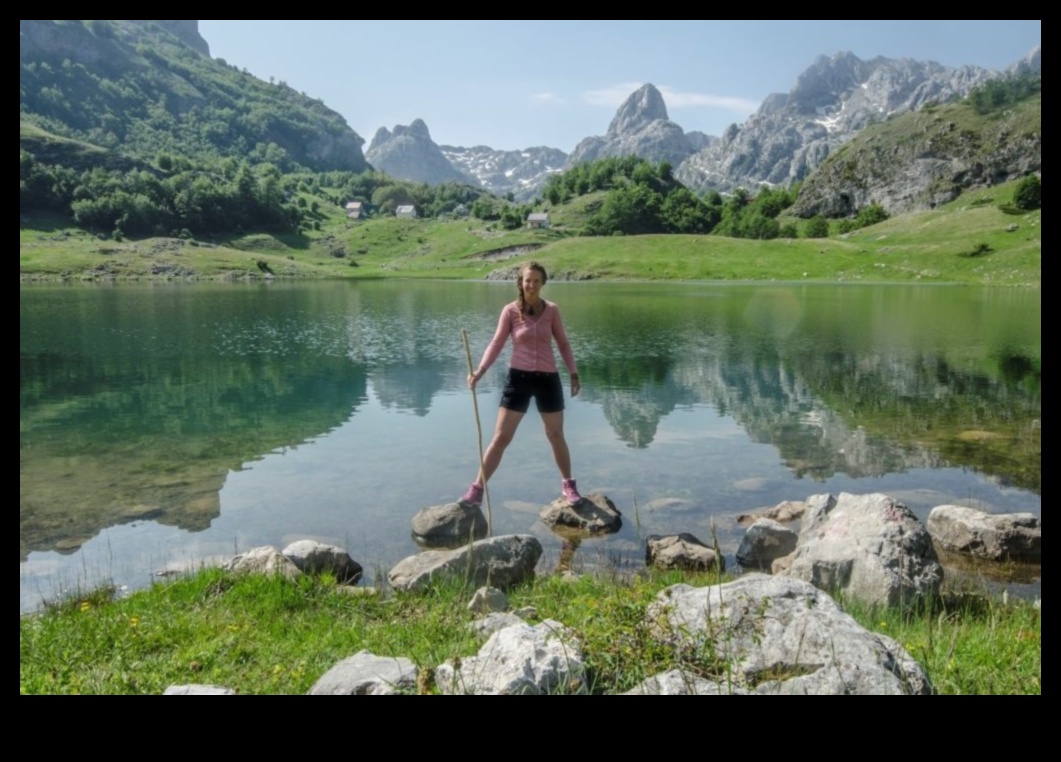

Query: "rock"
left=388, top=534, right=542, bottom=592
left=469, top=612, right=526, bottom=638
left=282, top=540, right=363, bottom=583
left=222, top=546, right=300, bottom=579
left=772, top=552, right=796, bottom=576
left=468, top=586, right=507, bottom=614
left=645, top=533, right=724, bottom=572
left=308, top=651, right=418, bottom=695
left=927, top=505, right=1041, bottom=562
left=736, top=500, right=808, bottom=527
left=623, top=670, right=750, bottom=696
left=411, top=501, right=488, bottom=549
left=782, top=493, right=943, bottom=609
left=436, top=620, right=587, bottom=695
left=163, top=684, right=236, bottom=695
left=646, top=575, right=931, bottom=695
left=540, top=492, right=622, bottom=535
left=737, top=519, right=799, bottom=571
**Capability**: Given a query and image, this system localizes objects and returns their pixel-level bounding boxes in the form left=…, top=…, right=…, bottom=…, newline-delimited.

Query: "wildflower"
left=129, top=616, right=140, bottom=629
left=79, top=602, right=92, bottom=613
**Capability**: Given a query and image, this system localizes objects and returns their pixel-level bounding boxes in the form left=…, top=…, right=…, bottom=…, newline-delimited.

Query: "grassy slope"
left=20, top=178, right=1040, bottom=285
left=19, top=568, right=1041, bottom=695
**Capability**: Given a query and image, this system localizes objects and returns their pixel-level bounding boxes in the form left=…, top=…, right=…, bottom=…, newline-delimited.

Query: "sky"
left=199, top=20, right=1041, bottom=154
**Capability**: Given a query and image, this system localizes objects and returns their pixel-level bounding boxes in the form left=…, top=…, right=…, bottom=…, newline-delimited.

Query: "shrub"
left=1013, top=175, right=1041, bottom=211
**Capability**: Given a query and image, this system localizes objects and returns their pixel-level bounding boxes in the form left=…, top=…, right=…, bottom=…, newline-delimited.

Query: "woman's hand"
left=570, top=375, right=581, bottom=397
left=468, top=370, right=481, bottom=389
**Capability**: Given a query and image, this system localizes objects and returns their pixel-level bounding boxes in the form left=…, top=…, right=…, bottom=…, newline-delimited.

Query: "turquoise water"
left=20, top=281, right=1041, bottom=611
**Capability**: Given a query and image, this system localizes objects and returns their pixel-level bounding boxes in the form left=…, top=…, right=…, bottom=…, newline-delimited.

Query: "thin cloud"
left=583, top=82, right=759, bottom=114
left=531, top=92, right=567, bottom=104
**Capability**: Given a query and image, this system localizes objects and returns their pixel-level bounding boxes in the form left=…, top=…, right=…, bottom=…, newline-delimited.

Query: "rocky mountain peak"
left=1010, top=44, right=1041, bottom=74
left=608, top=83, right=670, bottom=136
left=365, top=119, right=467, bottom=185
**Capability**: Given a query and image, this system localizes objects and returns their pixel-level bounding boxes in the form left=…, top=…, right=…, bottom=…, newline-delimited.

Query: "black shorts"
left=500, top=369, right=565, bottom=414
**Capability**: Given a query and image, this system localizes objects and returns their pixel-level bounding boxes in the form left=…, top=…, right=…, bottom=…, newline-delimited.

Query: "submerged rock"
left=646, top=575, right=931, bottom=695
left=736, top=500, right=808, bottom=527
left=646, top=533, right=724, bottom=572
left=437, top=620, right=587, bottom=695
left=388, top=534, right=542, bottom=592
left=309, top=651, right=418, bottom=695
left=928, top=505, right=1041, bottom=562
left=411, top=501, right=488, bottom=549
left=782, top=493, right=942, bottom=609
left=540, top=492, right=622, bottom=535
left=282, top=540, right=363, bottom=583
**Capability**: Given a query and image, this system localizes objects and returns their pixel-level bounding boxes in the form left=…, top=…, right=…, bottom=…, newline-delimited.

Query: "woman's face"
left=521, top=268, right=544, bottom=299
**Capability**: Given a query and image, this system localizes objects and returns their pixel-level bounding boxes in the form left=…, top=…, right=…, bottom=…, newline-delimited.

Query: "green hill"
left=20, top=20, right=368, bottom=173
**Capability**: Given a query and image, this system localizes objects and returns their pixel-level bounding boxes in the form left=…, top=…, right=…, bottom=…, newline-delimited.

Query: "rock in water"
left=388, top=534, right=542, bottom=592
left=737, top=519, right=799, bottom=571
left=411, top=501, right=488, bottom=549
left=540, top=492, right=622, bottom=535
left=782, top=493, right=942, bottom=610
left=927, top=505, right=1041, bottom=562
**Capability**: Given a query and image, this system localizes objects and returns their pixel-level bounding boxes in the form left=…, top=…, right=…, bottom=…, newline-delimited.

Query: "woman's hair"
left=516, top=261, right=548, bottom=319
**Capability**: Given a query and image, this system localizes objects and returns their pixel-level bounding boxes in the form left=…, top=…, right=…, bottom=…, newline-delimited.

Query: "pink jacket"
left=477, top=301, right=578, bottom=376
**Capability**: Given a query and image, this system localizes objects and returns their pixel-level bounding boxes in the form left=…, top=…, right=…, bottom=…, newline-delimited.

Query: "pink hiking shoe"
left=561, top=478, right=582, bottom=506
left=460, top=482, right=484, bottom=507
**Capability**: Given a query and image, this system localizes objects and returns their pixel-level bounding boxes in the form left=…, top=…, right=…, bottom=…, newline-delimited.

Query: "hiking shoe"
left=460, top=482, right=484, bottom=507
left=561, top=478, right=582, bottom=505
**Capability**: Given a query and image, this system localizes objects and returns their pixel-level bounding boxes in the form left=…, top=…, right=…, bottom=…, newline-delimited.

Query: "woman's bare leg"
left=541, top=411, right=572, bottom=479
left=475, top=407, right=525, bottom=485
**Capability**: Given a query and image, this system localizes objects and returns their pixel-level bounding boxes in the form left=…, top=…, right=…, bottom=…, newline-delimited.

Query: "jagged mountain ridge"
left=674, top=51, right=1007, bottom=193
left=441, top=145, right=568, bottom=201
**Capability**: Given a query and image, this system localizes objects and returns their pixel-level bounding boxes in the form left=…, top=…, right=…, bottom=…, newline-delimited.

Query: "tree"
left=803, top=215, right=829, bottom=238
left=1013, top=175, right=1041, bottom=211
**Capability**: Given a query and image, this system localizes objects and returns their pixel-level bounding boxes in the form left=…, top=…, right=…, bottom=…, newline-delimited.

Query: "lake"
left=19, top=281, right=1041, bottom=612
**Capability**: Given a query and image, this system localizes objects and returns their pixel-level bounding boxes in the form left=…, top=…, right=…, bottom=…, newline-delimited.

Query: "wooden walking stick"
left=462, top=329, right=493, bottom=536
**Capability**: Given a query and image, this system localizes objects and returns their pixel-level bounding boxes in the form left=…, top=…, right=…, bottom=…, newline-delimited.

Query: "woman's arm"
left=469, top=305, right=513, bottom=387
left=551, top=306, right=581, bottom=396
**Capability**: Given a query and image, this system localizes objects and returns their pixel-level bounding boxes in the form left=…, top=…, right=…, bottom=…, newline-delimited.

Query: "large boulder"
left=646, top=575, right=931, bottom=695
left=782, top=493, right=942, bottom=609
left=540, top=493, right=622, bottom=535
left=411, top=501, right=488, bottom=549
left=928, top=505, right=1041, bottom=562
left=308, top=651, right=419, bottom=695
left=222, top=546, right=299, bottom=579
left=737, top=519, right=799, bottom=571
left=436, top=620, right=587, bottom=695
left=646, top=533, right=724, bottom=572
left=388, top=534, right=542, bottom=592
left=282, top=540, right=363, bottom=584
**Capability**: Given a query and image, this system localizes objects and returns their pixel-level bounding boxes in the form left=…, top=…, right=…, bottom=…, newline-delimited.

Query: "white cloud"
left=583, top=82, right=759, bottom=114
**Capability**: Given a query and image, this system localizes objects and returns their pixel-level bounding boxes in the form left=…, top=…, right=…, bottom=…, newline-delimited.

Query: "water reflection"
left=20, top=282, right=1041, bottom=609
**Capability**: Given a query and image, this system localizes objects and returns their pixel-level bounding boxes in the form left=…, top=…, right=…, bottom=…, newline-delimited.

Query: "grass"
left=20, top=178, right=1040, bottom=286
left=19, top=565, right=1040, bottom=695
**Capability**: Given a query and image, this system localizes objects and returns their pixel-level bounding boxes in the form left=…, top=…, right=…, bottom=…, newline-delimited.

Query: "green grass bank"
left=20, top=179, right=1040, bottom=286
left=19, top=567, right=1041, bottom=695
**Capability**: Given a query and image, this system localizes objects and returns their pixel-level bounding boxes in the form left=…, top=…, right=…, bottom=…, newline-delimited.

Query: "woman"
left=461, top=261, right=583, bottom=507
